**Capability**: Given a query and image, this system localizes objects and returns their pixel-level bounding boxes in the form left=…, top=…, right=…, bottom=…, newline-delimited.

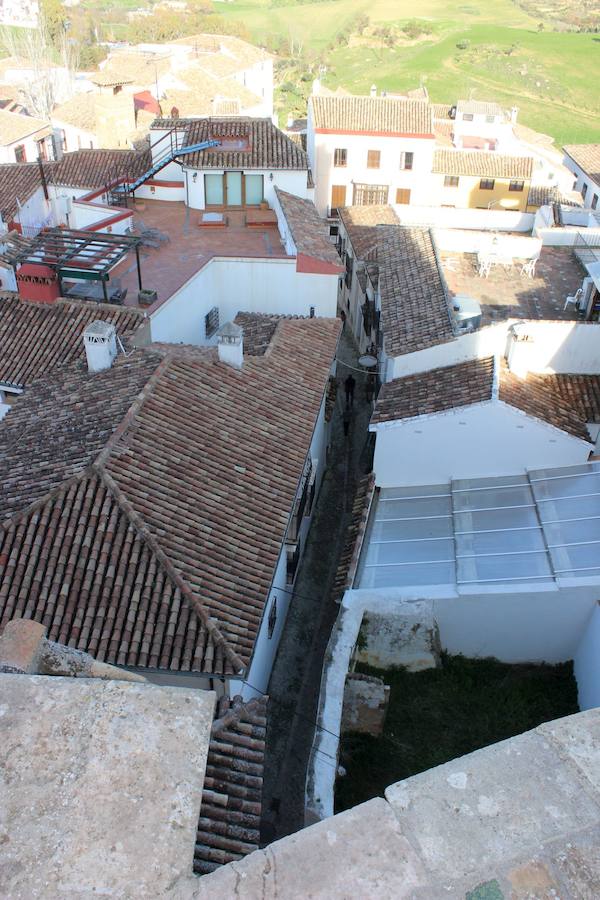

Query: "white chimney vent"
left=83, top=321, right=117, bottom=373
left=217, top=321, right=243, bottom=369
left=510, top=106, right=519, bottom=124
left=370, top=84, right=377, bottom=98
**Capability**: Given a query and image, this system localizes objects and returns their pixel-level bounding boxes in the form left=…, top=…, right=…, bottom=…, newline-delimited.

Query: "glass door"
left=225, top=172, right=243, bottom=207
left=204, top=174, right=224, bottom=206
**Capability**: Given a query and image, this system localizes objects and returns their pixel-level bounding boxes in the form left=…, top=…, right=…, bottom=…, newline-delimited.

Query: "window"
left=36, top=138, right=47, bottom=161
left=14, top=144, right=26, bottom=163
left=395, top=188, right=411, bottom=205
left=509, top=180, right=524, bottom=192
left=267, top=597, right=277, bottom=639
left=444, top=175, right=459, bottom=188
left=399, top=151, right=414, bottom=170
left=479, top=178, right=495, bottom=190
left=330, top=184, right=346, bottom=215
left=593, top=195, right=599, bottom=211
left=245, top=173, right=264, bottom=205
left=334, top=148, right=347, bottom=167
left=205, top=306, right=219, bottom=338
left=353, top=183, right=389, bottom=205
left=286, top=544, right=300, bottom=584
left=582, top=183, right=588, bottom=199
left=367, top=149, right=381, bottom=169
left=463, top=113, right=474, bottom=122
left=345, top=251, right=353, bottom=288
left=485, top=115, right=495, bottom=123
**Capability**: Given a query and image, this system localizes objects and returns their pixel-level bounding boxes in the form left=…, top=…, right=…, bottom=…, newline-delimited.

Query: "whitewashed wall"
left=54, top=119, right=97, bottom=153
left=574, top=603, right=600, bottom=710
left=506, top=321, right=600, bottom=374
left=563, top=155, right=600, bottom=211
left=185, top=167, right=310, bottom=210
left=0, top=131, right=47, bottom=165
left=307, top=578, right=599, bottom=821
left=371, top=401, right=591, bottom=487
left=433, top=229, right=541, bottom=256
left=237, top=393, right=331, bottom=700
left=307, top=124, right=436, bottom=217
left=394, top=207, right=535, bottom=233
left=11, top=186, right=52, bottom=233
left=151, top=255, right=338, bottom=343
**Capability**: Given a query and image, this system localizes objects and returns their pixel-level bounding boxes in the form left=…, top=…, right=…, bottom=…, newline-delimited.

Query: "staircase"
left=113, top=129, right=221, bottom=198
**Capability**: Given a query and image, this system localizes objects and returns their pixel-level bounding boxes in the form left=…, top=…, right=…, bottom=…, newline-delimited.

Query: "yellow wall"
left=435, top=174, right=531, bottom=212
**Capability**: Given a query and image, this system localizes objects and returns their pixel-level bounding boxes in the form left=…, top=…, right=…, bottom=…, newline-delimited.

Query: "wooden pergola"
left=1, top=228, right=143, bottom=303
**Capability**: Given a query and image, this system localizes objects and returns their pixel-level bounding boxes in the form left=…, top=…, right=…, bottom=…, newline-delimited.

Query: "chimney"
left=287, top=113, right=294, bottom=128
left=217, top=321, right=243, bottom=369
left=83, top=321, right=117, bottom=373
left=510, top=106, right=519, bottom=124
left=370, top=84, right=377, bottom=98
left=312, top=78, right=321, bottom=95
left=506, top=323, right=534, bottom=378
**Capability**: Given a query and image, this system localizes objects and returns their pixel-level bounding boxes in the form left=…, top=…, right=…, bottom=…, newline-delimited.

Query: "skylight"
left=358, top=462, right=600, bottom=590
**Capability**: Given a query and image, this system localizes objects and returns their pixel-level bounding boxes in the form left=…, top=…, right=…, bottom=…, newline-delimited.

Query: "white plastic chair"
left=564, top=287, right=583, bottom=311
left=520, top=258, right=538, bottom=279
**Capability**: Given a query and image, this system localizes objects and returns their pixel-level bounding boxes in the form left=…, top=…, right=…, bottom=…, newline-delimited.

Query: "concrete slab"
left=189, top=798, right=428, bottom=899
left=385, top=727, right=600, bottom=883
left=0, top=674, right=215, bottom=899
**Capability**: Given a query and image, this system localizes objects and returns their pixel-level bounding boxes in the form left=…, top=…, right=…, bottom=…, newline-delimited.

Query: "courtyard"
left=335, top=654, right=579, bottom=813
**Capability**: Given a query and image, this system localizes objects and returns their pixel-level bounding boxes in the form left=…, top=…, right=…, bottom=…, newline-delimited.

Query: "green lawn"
left=213, top=0, right=600, bottom=145
left=335, top=654, right=579, bottom=813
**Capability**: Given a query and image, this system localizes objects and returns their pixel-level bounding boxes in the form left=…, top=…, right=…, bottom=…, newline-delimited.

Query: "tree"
left=40, top=0, right=68, bottom=46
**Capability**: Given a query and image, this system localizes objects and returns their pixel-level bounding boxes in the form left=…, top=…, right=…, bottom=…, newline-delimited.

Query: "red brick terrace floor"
left=109, top=200, right=288, bottom=308
left=439, top=247, right=587, bottom=326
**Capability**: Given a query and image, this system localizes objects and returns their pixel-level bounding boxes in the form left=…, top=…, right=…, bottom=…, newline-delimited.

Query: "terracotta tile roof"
left=92, top=51, right=171, bottom=88
left=195, top=695, right=267, bottom=875
left=0, top=108, right=51, bottom=145
left=104, top=320, right=340, bottom=664
left=0, top=161, right=54, bottom=221
left=372, top=357, right=494, bottom=425
left=331, top=474, right=375, bottom=602
left=434, top=121, right=454, bottom=146
left=0, top=471, right=227, bottom=672
left=0, top=318, right=340, bottom=673
left=377, top=226, right=455, bottom=356
left=173, top=118, right=308, bottom=170
left=433, top=149, right=533, bottom=179
left=456, top=99, right=503, bottom=117
left=0, top=353, right=161, bottom=521
left=274, top=188, right=342, bottom=268
left=431, top=103, right=452, bottom=120
left=52, top=93, right=97, bottom=132
left=563, top=144, right=600, bottom=188
left=338, top=205, right=399, bottom=258
left=372, top=357, right=600, bottom=441
left=0, top=294, right=145, bottom=388
left=233, top=312, right=279, bottom=355
left=498, top=363, right=600, bottom=442
left=49, top=148, right=152, bottom=189
left=309, top=95, right=434, bottom=136
left=173, top=69, right=261, bottom=111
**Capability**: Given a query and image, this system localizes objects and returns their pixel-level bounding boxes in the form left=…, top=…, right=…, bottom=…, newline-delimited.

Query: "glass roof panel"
left=359, top=561, right=455, bottom=589
left=364, top=538, right=455, bottom=567
left=457, top=551, right=553, bottom=583
left=371, top=517, right=454, bottom=542
left=453, top=486, right=534, bottom=512
left=454, top=506, right=539, bottom=533
left=456, top=528, right=546, bottom=557
left=376, top=496, right=452, bottom=521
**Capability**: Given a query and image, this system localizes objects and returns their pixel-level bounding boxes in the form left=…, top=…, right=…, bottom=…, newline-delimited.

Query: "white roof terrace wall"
left=371, top=400, right=592, bottom=488
left=386, top=319, right=600, bottom=381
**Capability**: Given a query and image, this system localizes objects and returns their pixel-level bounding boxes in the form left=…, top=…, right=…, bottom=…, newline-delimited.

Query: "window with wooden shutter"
left=395, top=188, right=411, bottom=205
left=334, top=148, right=347, bottom=167
left=367, top=150, right=381, bottom=169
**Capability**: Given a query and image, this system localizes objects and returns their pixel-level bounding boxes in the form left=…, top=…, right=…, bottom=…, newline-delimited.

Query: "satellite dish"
left=358, top=354, right=377, bottom=368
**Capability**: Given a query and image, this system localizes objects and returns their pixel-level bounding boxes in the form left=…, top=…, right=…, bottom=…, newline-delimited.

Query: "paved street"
left=260, top=327, right=374, bottom=844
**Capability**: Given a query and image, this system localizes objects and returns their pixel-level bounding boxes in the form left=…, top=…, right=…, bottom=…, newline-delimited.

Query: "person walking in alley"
left=343, top=407, right=351, bottom=437
left=344, top=373, right=356, bottom=407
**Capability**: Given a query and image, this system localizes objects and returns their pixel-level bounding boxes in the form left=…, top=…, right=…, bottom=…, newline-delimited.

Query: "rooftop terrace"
left=440, top=247, right=586, bottom=327
left=107, top=199, right=288, bottom=309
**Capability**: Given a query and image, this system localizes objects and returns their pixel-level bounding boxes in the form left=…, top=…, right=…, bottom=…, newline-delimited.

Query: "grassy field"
left=214, top=0, right=600, bottom=145
left=335, top=654, right=579, bottom=813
